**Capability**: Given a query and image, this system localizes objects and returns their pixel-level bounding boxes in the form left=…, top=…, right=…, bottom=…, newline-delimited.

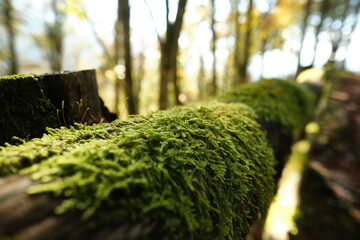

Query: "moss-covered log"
left=220, top=79, right=316, bottom=178
left=0, top=79, right=316, bottom=239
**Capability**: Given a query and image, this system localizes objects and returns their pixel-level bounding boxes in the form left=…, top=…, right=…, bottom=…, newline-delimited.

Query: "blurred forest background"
left=1, top=0, right=360, bottom=116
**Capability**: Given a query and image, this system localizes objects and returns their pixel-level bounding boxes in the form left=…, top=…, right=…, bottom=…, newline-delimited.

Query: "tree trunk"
left=114, top=79, right=121, bottom=115
left=260, top=36, right=268, bottom=79
left=134, top=53, right=145, bottom=113
left=239, top=0, right=253, bottom=83
left=341, top=1, right=360, bottom=70
left=119, top=0, right=136, bottom=115
left=171, top=38, right=181, bottom=106
left=210, top=0, right=217, bottom=95
left=3, top=0, right=18, bottom=75
left=159, top=0, right=187, bottom=110
left=159, top=43, right=170, bottom=110
left=47, top=0, right=64, bottom=72
left=233, top=0, right=241, bottom=86
left=311, top=0, right=329, bottom=67
left=334, top=0, right=350, bottom=69
left=113, top=1, right=124, bottom=116
left=296, top=0, right=314, bottom=76
left=198, top=55, right=205, bottom=99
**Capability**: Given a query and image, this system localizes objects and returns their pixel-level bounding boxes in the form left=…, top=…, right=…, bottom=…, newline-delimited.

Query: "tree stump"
left=38, top=69, right=117, bottom=125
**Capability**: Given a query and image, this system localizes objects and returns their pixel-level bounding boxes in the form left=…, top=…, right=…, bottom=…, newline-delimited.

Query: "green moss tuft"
left=0, top=74, right=58, bottom=145
left=0, top=123, right=118, bottom=176
left=219, top=79, right=316, bottom=140
left=1, top=102, right=276, bottom=239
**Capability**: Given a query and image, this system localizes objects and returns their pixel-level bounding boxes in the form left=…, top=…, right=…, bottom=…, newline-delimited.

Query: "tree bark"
left=260, top=36, right=268, bottom=79
left=134, top=53, right=145, bottom=113
left=233, top=0, right=241, bottom=86
left=159, top=42, right=170, bottom=110
left=47, top=0, right=64, bottom=72
left=0, top=174, right=157, bottom=240
left=114, top=79, right=121, bottom=115
left=334, top=0, right=350, bottom=69
left=210, top=0, right=217, bottom=95
left=113, top=1, right=123, bottom=116
left=239, top=0, right=253, bottom=83
left=119, top=0, right=136, bottom=115
left=341, top=1, right=360, bottom=70
left=296, top=0, right=314, bottom=76
left=198, top=55, right=206, bottom=99
left=38, top=69, right=117, bottom=124
left=311, top=0, right=329, bottom=67
left=159, top=0, right=187, bottom=110
left=3, top=0, right=18, bottom=75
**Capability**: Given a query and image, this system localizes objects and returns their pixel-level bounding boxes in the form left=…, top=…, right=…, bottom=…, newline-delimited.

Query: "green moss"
left=0, top=74, right=58, bottom=145
left=1, top=102, right=276, bottom=239
left=0, top=123, right=119, bottom=176
left=219, top=79, right=316, bottom=140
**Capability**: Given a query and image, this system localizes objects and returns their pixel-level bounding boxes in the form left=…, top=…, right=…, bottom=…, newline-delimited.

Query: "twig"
left=143, top=0, right=163, bottom=43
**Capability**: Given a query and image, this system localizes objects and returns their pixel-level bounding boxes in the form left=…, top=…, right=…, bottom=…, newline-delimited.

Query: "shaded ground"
left=293, top=74, right=360, bottom=239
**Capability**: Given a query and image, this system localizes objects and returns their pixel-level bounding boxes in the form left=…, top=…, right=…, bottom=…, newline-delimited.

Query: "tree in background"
left=146, top=0, right=188, bottom=110
left=311, top=0, right=330, bottom=67
left=232, top=0, right=241, bottom=86
left=296, top=0, right=314, bottom=76
left=48, top=0, right=64, bottom=71
left=118, top=0, right=135, bottom=115
left=239, top=0, right=254, bottom=83
left=307, top=0, right=359, bottom=69
left=333, top=0, right=351, bottom=68
left=258, top=0, right=280, bottom=79
left=340, top=0, right=360, bottom=69
left=210, top=0, right=217, bottom=95
left=197, top=55, right=206, bottom=99
left=326, top=0, right=350, bottom=64
left=33, top=0, right=64, bottom=72
left=64, top=0, right=137, bottom=115
left=232, top=0, right=255, bottom=85
left=1, top=0, right=18, bottom=75
left=133, top=52, right=145, bottom=113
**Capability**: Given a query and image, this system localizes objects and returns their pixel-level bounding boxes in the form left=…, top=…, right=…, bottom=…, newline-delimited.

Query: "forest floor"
left=293, top=74, right=360, bottom=239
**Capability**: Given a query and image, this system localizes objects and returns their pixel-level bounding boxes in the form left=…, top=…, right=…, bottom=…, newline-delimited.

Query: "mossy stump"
left=0, top=70, right=116, bottom=146
left=0, top=74, right=58, bottom=146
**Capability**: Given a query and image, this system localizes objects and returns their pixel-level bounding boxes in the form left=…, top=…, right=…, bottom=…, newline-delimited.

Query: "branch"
left=143, top=0, right=162, bottom=44
left=87, top=18, right=115, bottom=68
left=165, top=0, right=170, bottom=25
left=172, top=0, right=188, bottom=41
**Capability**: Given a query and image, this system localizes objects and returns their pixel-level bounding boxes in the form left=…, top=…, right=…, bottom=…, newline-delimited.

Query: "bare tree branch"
left=143, top=0, right=162, bottom=43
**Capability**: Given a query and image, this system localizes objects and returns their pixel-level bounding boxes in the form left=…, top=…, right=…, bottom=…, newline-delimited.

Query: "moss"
left=219, top=79, right=316, bottom=141
left=0, top=74, right=58, bottom=146
left=0, top=123, right=118, bottom=176
left=1, top=102, right=276, bottom=239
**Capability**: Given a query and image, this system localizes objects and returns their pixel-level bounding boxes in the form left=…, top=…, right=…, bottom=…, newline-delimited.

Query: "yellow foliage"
left=61, top=0, right=87, bottom=19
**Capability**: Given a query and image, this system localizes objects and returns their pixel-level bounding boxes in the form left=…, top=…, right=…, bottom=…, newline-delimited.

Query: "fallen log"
left=0, top=79, right=316, bottom=239
left=220, top=79, right=317, bottom=179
